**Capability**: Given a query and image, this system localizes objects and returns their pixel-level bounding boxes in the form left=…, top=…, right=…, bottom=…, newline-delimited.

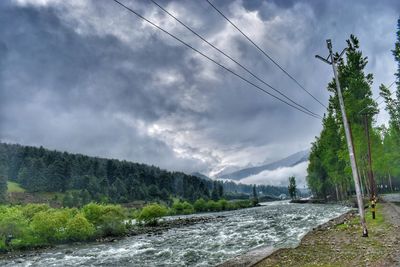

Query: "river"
left=1, top=201, right=350, bottom=267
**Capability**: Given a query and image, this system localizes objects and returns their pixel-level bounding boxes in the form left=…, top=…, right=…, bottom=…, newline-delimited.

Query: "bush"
left=98, top=205, right=127, bottom=236
left=193, top=198, right=207, bottom=212
left=206, top=200, right=221, bottom=212
left=30, top=209, right=72, bottom=243
left=172, top=200, right=184, bottom=214
left=181, top=201, right=194, bottom=214
left=137, top=203, right=168, bottom=226
left=20, top=204, right=50, bottom=220
left=172, top=200, right=194, bottom=215
left=82, top=203, right=104, bottom=225
left=65, top=213, right=95, bottom=241
left=0, top=207, right=29, bottom=249
left=82, top=203, right=127, bottom=236
left=217, top=199, right=228, bottom=211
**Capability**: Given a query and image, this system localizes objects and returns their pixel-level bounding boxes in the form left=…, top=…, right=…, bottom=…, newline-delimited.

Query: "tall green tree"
left=288, top=176, right=297, bottom=200
left=307, top=35, right=378, bottom=198
left=377, top=18, right=400, bottom=191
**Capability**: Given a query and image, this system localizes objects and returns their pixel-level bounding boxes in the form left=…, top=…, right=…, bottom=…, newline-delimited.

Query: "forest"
left=307, top=21, right=400, bottom=200
left=0, top=142, right=288, bottom=206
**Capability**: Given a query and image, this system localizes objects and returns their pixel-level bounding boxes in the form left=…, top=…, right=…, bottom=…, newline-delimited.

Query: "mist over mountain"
left=218, top=150, right=309, bottom=181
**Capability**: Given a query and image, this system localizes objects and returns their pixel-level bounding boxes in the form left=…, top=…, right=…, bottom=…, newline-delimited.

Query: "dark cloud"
left=0, top=0, right=398, bottom=183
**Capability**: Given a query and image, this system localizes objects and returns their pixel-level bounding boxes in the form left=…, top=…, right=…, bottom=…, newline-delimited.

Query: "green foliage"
left=82, top=203, right=127, bottom=236
left=0, top=203, right=130, bottom=250
left=0, top=142, right=214, bottom=205
left=64, top=213, right=95, bottom=241
left=82, top=202, right=105, bottom=226
left=288, top=176, right=297, bottom=200
left=193, top=198, right=207, bottom=212
left=20, top=203, right=50, bottom=220
left=172, top=200, right=194, bottom=215
left=252, top=185, right=259, bottom=206
left=30, top=209, right=71, bottom=242
left=0, top=207, right=29, bottom=249
left=137, top=203, right=168, bottom=226
left=6, top=181, right=25, bottom=193
left=306, top=34, right=400, bottom=199
left=0, top=176, right=7, bottom=204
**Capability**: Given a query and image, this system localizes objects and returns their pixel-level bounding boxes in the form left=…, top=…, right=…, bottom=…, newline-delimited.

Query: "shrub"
left=82, top=203, right=127, bottom=236
left=217, top=199, right=228, bottom=211
left=20, top=204, right=50, bottom=220
left=98, top=205, right=127, bottom=236
left=172, top=200, right=184, bottom=214
left=65, top=213, right=95, bottom=241
left=82, top=203, right=105, bottom=226
left=30, top=209, right=71, bottom=243
left=181, top=201, right=194, bottom=214
left=172, top=200, right=194, bottom=215
left=137, top=203, right=168, bottom=226
left=0, top=207, right=29, bottom=249
left=193, top=198, right=207, bottom=212
left=206, top=200, right=221, bottom=212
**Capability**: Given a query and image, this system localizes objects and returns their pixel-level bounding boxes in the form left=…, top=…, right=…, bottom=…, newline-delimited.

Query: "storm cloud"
left=0, top=0, right=399, bottom=184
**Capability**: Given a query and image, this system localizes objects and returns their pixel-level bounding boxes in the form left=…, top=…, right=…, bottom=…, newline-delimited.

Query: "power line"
left=150, top=0, right=322, bottom=119
left=112, top=0, right=322, bottom=119
left=357, top=80, right=397, bottom=115
left=374, top=80, right=396, bottom=102
left=205, top=0, right=328, bottom=109
left=377, top=80, right=398, bottom=107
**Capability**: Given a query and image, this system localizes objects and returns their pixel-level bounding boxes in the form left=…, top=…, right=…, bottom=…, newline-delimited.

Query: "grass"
left=7, top=181, right=25, bottom=193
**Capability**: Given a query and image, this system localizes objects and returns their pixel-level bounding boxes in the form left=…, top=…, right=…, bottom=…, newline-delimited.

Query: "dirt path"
left=253, top=202, right=400, bottom=267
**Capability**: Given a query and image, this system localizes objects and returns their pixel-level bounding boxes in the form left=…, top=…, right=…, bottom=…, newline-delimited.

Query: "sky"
left=0, top=0, right=399, bottom=185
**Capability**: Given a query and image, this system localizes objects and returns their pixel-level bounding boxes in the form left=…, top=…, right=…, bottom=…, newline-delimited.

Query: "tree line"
left=0, top=143, right=217, bottom=204
left=307, top=21, right=400, bottom=200
left=0, top=142, right=288, bottom=205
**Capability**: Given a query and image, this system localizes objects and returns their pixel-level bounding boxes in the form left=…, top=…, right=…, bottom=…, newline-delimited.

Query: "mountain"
left=218, top=150, right=309, bottom=181
left=191, top=172, right=212, bottom=181
left=212, top=162, right=254, bottom=178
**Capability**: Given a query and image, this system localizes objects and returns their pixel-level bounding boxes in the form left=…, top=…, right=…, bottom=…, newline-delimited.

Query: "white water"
left=1, top=201, right=350, bottom=266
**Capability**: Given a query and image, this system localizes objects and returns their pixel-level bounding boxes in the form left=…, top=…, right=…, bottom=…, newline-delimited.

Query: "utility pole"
left=316, top=39, right=368, bottom=237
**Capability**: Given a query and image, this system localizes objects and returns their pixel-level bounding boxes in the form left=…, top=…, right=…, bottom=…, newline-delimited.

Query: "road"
left=381, top=193, right=400, bottom=227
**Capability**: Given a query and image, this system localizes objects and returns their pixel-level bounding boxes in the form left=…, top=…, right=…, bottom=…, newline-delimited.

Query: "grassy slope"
left=255, top=204, right=400, bottom=267
left=7, top=181, right=25, bottom=193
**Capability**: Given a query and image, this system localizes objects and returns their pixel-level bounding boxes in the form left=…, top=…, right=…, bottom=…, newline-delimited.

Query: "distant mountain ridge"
left=218, top=150, right=309, bottom=181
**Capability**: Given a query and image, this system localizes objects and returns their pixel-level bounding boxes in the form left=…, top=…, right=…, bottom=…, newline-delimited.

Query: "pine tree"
left=288, top=176, right=297, bottom=200
left=252, top=185, right=259, bottom=206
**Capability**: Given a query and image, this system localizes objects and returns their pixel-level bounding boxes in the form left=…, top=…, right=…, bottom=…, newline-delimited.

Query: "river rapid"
left=1, top=201, right=350, bottom=267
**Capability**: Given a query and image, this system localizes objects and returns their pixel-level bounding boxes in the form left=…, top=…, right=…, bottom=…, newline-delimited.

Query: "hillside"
left=0, top=142, right=216, bottom=205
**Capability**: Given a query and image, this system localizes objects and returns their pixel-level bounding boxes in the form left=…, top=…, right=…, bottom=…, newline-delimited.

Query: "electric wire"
left=374, top=80, right=396, bottom=102
left=205, top=0, right=328, bottom=109
left=150, top=0, right=322, bottom=119
left=112, top=0, right=322, bottom=119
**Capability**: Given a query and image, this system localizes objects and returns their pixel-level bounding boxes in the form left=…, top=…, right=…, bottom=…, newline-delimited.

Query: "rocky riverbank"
left=254, top=203, right=400, bottom=267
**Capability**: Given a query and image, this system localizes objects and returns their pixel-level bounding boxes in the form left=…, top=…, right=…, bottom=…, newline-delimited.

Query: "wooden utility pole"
left=316, top=39, right=368, bottom=237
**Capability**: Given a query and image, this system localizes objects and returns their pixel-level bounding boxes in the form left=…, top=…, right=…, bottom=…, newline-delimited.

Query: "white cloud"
left=239, top=161, right=309, bottom=187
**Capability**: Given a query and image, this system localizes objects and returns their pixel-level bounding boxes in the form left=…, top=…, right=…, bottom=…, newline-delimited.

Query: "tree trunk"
left=362, top=168, right=370, bottom=197
left=335, top=184, right=340, bottom=201
left=388, top=172, right=393, bottom=192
